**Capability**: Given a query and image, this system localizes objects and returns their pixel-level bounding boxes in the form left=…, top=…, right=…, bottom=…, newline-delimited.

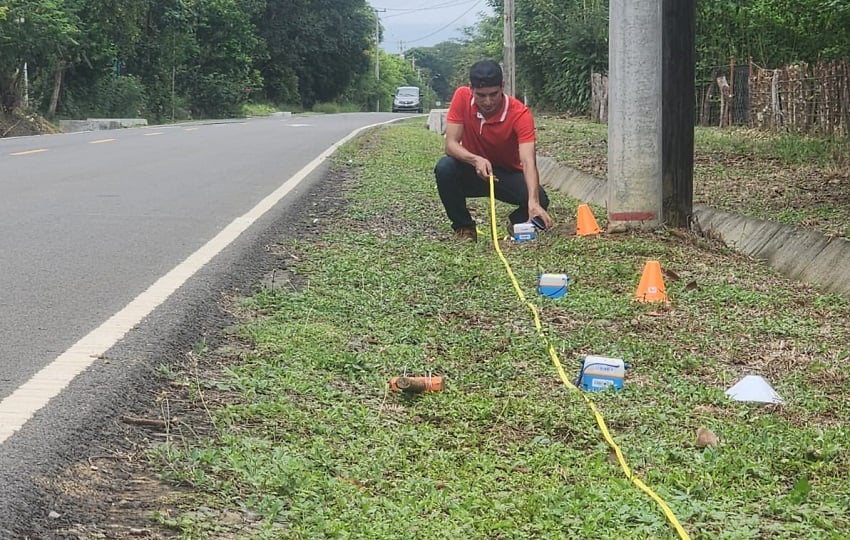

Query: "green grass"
left=536, top=117, right=850, bottom=238
left=153, top=123, right=850, bottom=539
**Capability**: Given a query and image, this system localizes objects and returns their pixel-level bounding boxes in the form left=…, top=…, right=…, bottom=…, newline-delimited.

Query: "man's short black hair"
left=469, top=60, right=503, bottom=88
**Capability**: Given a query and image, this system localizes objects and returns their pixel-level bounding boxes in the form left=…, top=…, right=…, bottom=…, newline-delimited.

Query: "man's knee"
left=434, top=155, right=461, bottom=183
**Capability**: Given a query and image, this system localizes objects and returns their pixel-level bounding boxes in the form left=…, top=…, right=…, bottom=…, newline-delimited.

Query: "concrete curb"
left=537, top=156, right=850, bottom=297
left=59, top=118, right=148, bottom=133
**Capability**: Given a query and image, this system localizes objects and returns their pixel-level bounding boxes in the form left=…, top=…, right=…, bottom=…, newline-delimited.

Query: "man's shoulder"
left=447, top=86, right=472, bottom=123
left=507, top=95, right=531, bottom=116
left=450, top=86, right=472, bottom=104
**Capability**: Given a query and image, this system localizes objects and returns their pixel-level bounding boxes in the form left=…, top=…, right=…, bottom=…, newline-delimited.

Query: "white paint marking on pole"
left=0, top=118, right=398, bottom=445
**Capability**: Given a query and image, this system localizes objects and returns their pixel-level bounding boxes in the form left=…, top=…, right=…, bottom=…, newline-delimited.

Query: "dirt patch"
left=1, top=111, right=60, bottom=138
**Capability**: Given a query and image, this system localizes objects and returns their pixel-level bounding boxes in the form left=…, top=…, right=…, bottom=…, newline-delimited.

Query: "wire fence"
left=698, top=57, right=849, bottom=136
left=592, top=57, right=850, bottom=137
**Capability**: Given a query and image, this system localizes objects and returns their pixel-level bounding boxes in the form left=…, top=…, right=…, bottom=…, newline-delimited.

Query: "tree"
left=0, top=0, right=80, bottom=113
left=185, top=0, right=264, bottom=117
left=256, top=0, right=373, bottom=108
left=405, top=42, right=466, bottom=104
left=513, top=0, right=608, bottom=113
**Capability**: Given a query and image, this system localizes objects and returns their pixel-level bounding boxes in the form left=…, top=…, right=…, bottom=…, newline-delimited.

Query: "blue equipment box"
left=512, top=222, right=536, bottom=242
left=577, top=356, right=627, bottom=391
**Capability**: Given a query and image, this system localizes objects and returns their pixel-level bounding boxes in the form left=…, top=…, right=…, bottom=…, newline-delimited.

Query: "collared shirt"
left=446, top=85, right=535, bottom=171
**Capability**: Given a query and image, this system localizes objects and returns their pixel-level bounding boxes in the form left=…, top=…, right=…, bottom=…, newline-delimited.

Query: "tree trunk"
left=717, top=75, right=732, bottom=127
left=700, top=82, right=713, bottom=126
left=771, top=69, right=781, bottom=129
left=49, top=65, right=64, bottom=117
left=591, top=72, right=608, bottom=123
left=0, top=72, right=21, bottom=112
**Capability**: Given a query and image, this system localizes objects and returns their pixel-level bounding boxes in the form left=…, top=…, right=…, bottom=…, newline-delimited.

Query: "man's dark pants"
left=434, top=155, right=549, bottom=231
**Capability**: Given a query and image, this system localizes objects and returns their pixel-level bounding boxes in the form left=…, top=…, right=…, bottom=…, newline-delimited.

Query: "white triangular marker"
left=725, top=375, right=785, bottom=404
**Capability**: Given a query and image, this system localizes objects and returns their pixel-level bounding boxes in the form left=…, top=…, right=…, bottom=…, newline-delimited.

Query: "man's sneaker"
left=455, top=226, right=477, bottom=242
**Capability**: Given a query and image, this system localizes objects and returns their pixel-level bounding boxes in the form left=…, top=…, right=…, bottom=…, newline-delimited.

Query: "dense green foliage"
left=0, top=0, right=380, bottom=120
left=1, top=0, right=847, bottom=121
left=478, top=0, right=850, bottom=114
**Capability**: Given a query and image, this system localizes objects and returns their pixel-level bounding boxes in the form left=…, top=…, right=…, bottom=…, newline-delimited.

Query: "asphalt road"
left=0, top=112, right=402, bottom=534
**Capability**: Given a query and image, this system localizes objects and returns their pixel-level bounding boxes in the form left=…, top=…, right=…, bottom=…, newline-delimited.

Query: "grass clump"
left=155, top=122, right=850, bottom=539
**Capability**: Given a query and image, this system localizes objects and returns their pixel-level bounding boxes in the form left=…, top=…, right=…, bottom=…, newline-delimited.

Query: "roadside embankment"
left=538, top=156, right=850, bottom=297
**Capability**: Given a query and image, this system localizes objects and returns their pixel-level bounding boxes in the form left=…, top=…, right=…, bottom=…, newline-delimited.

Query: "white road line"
left=10, top=148, right=48, bottom=156
left=144, top=132, right=164, bottom=136
left=184, top=127, right=199, bottom=131
left=0, top=118, right=397, bottom=445
left=90, top=138, right=115, bottom=144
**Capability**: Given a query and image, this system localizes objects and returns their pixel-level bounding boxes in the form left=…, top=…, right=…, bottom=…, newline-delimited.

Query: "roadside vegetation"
left=150, top=122, right=850, bottom=539
left=535, top=117, right=850, bottom=238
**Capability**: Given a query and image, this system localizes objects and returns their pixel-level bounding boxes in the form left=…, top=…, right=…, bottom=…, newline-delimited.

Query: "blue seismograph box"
left=577, top=356, right=627, bottom=391
left=538, top=273, right=569, bottom=299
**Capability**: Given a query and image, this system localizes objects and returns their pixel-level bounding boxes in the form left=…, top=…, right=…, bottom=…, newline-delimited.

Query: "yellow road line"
left=89, top=138, right=115, bottom=144
left=10, top=148, right=48, bottom=156
left=144, top=132, right=164, bottom=136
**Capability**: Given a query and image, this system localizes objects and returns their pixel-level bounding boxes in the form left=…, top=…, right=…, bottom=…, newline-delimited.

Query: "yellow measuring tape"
left=487, top=176, right=690, bottom=540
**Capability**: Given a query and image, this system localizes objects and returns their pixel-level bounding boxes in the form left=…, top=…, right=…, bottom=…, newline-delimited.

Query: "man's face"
left=471, top=84, right=504, bottom=117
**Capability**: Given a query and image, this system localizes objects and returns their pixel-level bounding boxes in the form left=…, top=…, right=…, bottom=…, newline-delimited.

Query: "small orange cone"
left=634, top=260, right=669, bottom=303
left=576, top=204, right=602, bottom=236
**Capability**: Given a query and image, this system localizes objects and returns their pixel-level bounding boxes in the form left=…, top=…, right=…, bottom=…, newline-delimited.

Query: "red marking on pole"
left=609, top=212, right=657, bottom=221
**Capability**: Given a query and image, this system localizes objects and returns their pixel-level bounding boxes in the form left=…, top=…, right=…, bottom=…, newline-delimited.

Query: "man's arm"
left=445, top=122, right=493, bottom=179
left=518, top=141, right=553, bottom=228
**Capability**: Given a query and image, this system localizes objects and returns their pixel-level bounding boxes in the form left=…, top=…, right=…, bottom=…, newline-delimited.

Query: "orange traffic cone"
left=576, top=204, right=602, bottom=236
left=634, top=260, right=668, bottom=303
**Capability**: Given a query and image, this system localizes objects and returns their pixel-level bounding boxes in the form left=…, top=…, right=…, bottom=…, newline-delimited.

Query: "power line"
left=402, top=0, right=482, bottom=45
left=380, top=0, right=479, bottom=19
left=375, top=0, right=477, bottom=17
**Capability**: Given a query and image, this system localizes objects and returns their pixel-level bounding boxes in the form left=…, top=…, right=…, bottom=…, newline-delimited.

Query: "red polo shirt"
left=446, top=85, right=535, bottom=171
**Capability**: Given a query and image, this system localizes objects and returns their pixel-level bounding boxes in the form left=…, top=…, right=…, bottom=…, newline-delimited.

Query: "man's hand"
left=529, top=203, right=553, bottom=229
left=473, top=156, right=493, bottom=180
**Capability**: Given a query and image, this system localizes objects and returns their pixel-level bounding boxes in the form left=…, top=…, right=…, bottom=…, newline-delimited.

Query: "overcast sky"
left=368, top=0, right=494, bottom=53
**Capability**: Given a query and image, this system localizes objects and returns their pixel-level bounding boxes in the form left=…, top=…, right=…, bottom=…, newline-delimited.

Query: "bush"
left=93, top=75, right=148, bottom=117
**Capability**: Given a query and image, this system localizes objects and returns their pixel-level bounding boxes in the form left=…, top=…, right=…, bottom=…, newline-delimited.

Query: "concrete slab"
left=59, top=118, right=148, bottom=133
left=799, top=237, right=850, bottom=296
left=428, top=109, right=448, bottom=135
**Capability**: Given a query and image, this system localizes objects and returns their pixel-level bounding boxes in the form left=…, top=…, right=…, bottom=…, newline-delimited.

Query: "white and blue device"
left=577, top=356, right=628, bottom=392
left=512, top=222, right=536, bottom=242
left=538, top=273, right=569, bottom=299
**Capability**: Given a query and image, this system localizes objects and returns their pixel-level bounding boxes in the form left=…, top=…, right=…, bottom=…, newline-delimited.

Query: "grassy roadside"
left=154, top=121, right=849, bottom=539
left=535, top=117, right=850, bottom=239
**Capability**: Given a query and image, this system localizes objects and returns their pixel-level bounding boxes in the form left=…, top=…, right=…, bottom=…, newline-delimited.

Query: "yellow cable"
left=487, top=175, right=690, bottom=540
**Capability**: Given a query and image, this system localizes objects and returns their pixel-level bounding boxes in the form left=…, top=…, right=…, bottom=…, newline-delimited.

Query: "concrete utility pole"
left=17, top=17, right=28, bottom=109
left=662, top=0, right=696, bottom=228
left=373, top=8, right=385, bottom=112
left=607, top=0, right=663, bottom=231
left=503, top=0, right=516, bottom=96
